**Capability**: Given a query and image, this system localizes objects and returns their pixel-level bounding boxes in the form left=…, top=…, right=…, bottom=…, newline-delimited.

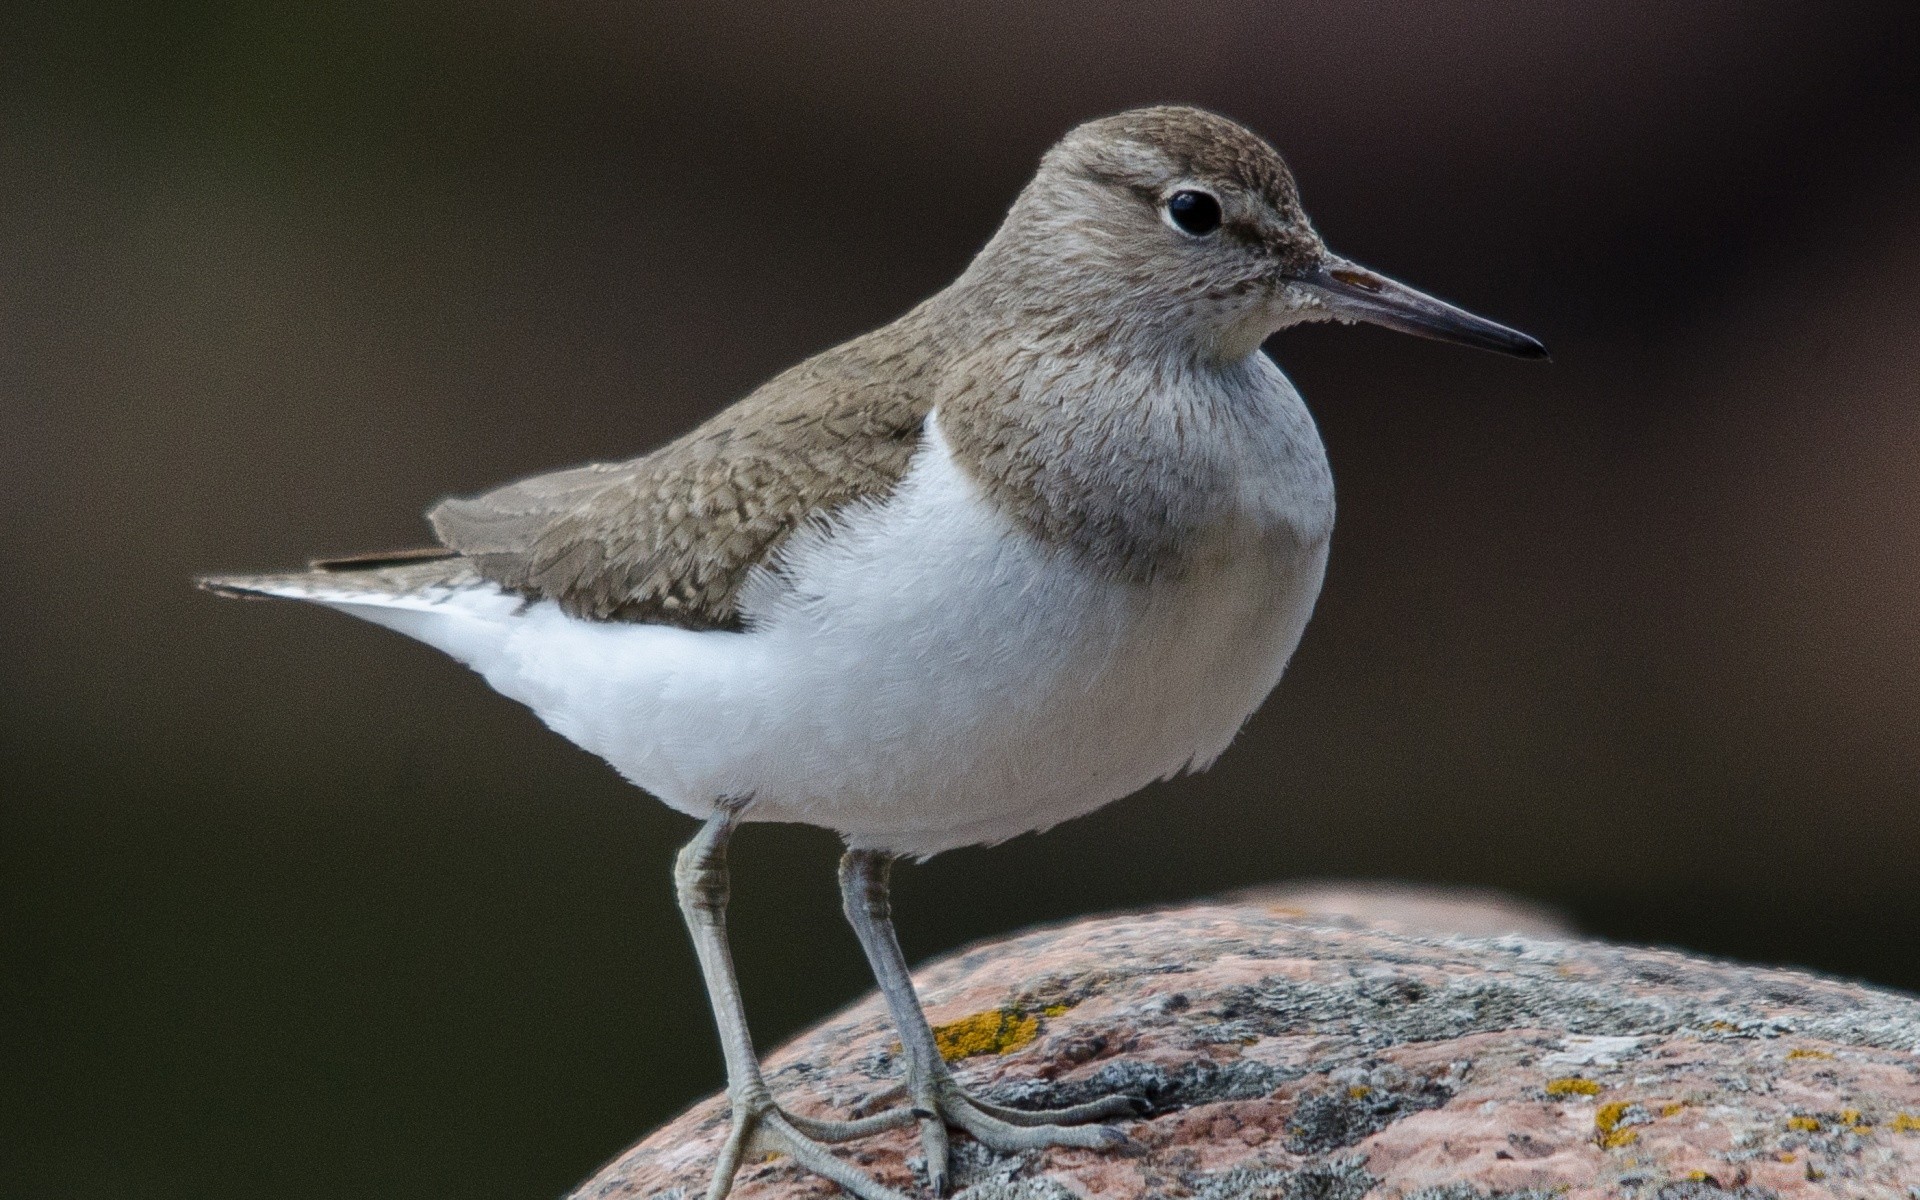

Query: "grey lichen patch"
left=989, top=1057, right=1300, bottom=1116
left=950, top=1177, right=1080, bottom=1200
left=997, top=963, right=1196, bottom=1014
left=854, top=1045, right=898, bottom=1080
left=1650, top=1182, right=1780, bottom=1200
left=1282, top=1075, right=1454, bottom=1154
left=1205, top=973, right=1671, bottom=1049
left=1400, top=1187, right=1567, bottom=1200
left=1196, top=963, right=1920, bottom=1056
left=1184, top=1156, right=1375, bottom=1200
left=913, top=1139, right=1032, bottom=1193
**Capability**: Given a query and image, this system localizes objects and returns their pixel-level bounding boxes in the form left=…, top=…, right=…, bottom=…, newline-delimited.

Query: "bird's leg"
left=837, top=849, right=1136, bottom=1195
left=675, top=809, right=916, bottom=1200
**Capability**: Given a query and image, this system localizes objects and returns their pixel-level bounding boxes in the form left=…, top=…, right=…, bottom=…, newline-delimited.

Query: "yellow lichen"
left=1347, top=1085, right=1373, bottom=1099
left=1706, top=1020, right=1739, bottom=1032
left=1660, top=1102, right=1687, bottom=1118
left=1547, top=1077, right=1603, bottom=1097
left=1786, top=1115, right=1820, bottom=1132
left=1786, top=1047, right=1833, bottom=1061
left=1041, top=1003, right=1071, bottom=1017
left=1594, top=1101, right=1639, bottom=1148
left=1891, top=1113, right=1920, bottom=1134
left=1685, top=1171, right=1710, bottom=1182
left=931, top=1008, right=1040, bottom=1061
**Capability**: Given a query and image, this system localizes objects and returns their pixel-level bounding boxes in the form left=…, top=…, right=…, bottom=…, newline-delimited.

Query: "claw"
left=1095, top=1124, right=1139, bottom=1151
left=918, top=1112, right=951, bottom=1197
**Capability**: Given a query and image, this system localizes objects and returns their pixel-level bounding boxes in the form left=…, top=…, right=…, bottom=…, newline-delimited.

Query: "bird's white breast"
left=336, top=392, right=1331, bottom=858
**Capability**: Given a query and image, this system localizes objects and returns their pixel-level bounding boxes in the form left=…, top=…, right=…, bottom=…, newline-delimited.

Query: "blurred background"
left=5, top=1, right=1920, bottom=1196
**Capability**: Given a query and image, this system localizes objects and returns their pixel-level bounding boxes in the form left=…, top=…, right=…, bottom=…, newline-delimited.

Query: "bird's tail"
left=198, top=549, right=523, bottom=667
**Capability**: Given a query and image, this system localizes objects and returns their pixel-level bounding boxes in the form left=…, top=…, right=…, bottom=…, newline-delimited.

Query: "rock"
left=1231, top=880, right=1577, bottom=940
left=571, top=898, right=1920, bottom=1200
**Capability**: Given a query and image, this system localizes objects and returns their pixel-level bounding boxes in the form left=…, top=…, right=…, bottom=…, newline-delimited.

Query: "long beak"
left=1303, top=255, right=1549, bottom=359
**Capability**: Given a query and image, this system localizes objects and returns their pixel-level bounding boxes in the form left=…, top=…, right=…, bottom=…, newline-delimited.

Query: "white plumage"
left=249, top=398, right=1331, bottom=858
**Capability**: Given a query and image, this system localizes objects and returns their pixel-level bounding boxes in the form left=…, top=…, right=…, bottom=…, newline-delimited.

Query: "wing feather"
left=428, top=328, right=937, bottom=630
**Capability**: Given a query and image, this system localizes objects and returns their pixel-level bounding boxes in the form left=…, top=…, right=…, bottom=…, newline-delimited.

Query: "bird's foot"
left=704, top=1078, right=1138, bottom=1200
left=706, top=1091, right=917, bottom=1200
left=900, top=1073, right=1140, bottom=1196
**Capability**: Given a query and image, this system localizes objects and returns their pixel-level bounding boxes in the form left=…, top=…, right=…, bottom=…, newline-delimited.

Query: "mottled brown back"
left=429, top=320, right=940, bottom=630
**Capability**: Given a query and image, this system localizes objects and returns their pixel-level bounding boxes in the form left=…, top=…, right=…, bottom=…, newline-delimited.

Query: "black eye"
left=1166, top=190, right=1222, bottom=236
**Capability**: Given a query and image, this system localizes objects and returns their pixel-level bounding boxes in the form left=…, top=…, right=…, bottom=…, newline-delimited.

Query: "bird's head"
left=973, top=105, right=1546, bottom=364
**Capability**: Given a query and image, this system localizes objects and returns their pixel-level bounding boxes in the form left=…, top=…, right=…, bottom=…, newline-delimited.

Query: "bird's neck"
left=940, top=236, right=1225, bottom=364
left=902, top=285, right=1299, bottom=584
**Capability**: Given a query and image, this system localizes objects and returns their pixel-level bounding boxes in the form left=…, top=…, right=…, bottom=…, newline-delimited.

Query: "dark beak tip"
left=1311, top=259, right=1551, bottom=363
left=1510, top=335, right=1552, bottom=362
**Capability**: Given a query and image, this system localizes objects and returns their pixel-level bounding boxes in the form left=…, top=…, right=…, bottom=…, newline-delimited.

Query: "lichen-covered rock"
left=1232, top=882, right=1575, bottom=940
left=570, top=898, right=1920, bottom=1200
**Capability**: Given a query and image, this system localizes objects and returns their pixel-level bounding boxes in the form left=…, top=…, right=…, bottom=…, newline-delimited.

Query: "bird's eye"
left=1165, top=190, right=1222, bottom=237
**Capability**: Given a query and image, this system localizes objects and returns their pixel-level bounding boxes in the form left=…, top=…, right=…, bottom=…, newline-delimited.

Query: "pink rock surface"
left=1233, top=880, right=1576, bottom=939
left=572, top=900, right=1920, bottom=1200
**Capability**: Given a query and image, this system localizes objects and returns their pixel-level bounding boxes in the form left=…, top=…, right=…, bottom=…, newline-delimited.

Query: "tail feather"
left=198, top=551, right=483, bottom=606
left=198, top=551, right=525, bottom=668
left=308, top=546, right=460, bottom=571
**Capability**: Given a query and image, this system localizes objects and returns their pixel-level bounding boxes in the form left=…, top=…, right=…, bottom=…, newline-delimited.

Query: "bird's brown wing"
left=428, top=330, right=938, bottom=630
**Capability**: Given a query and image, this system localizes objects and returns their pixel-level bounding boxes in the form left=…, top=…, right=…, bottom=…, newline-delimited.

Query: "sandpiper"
left=203, top=106, right=1545, bottom=1200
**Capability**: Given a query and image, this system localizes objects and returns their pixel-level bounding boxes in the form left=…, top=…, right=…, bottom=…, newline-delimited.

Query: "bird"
left=201, top=105, right=1545, bottom=1200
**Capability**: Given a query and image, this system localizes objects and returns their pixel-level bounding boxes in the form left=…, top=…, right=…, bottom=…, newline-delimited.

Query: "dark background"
left=6, top=2, right=1920, bottom=1197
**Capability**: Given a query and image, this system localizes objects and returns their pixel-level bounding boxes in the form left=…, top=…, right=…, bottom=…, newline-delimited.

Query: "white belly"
left=337, top=419, right=1330, bottom=858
